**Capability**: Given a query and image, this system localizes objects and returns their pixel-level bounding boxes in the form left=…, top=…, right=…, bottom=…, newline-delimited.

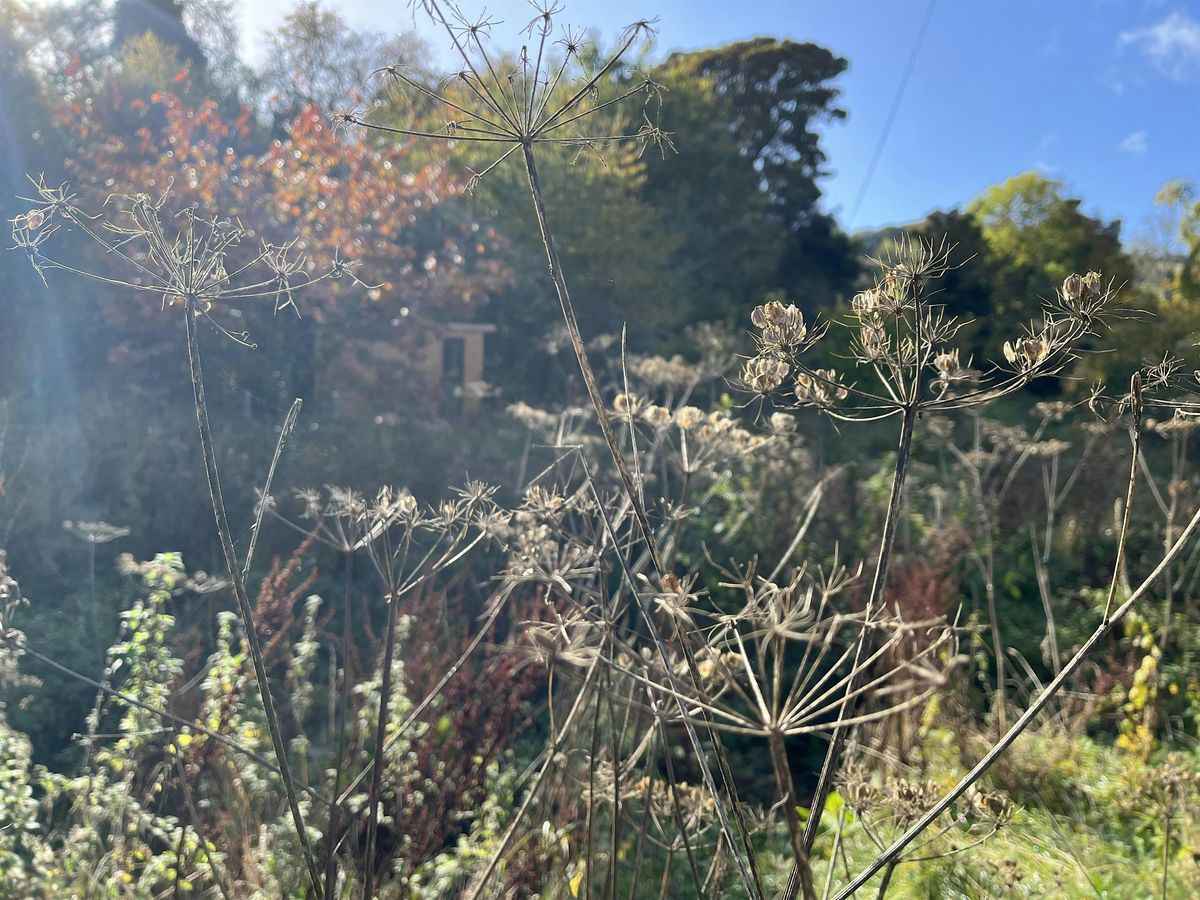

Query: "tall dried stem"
left=363, top=588, right=400, bottom=899
left=184, top=302, right=322, bottom=895
left=800, top=403, right=916, bottom=855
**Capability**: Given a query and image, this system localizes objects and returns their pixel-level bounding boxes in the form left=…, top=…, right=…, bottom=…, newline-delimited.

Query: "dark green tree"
left=639, top=58, right=783, bottom=331
left=912, top=210, right=1000, bottom=361
left=113, top=0, right=206, bottom=73
left=665, top=38, right=859, bottom=310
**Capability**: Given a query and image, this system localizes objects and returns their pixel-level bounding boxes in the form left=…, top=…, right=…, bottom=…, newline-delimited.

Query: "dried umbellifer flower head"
left=638, top=404, right=673, bottom=430
left=742, top=356, right=790, bottom=394
left=674, top=405, right=705, bottom=430
left=794, top=368, right=848, bottom=407
left=966, top=787, right=1014, bottom=827
left=751, top=300, right=809, bottom=349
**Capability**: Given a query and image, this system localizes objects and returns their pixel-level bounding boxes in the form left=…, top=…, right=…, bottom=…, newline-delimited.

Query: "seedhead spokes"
left=9, top=175, right=369, bottom=346
left=346, top=1, right=671, bottom=190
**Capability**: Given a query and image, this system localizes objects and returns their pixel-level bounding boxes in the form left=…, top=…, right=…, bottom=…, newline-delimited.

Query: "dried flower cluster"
left=744, top=238, right=1113, bottom=420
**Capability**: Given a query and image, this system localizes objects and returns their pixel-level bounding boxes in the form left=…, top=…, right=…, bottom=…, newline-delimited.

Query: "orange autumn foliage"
left=58, top=78, right=508, bottom=333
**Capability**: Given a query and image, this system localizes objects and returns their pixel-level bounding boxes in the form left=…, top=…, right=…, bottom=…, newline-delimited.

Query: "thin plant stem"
left=585, top=666, right=603, bottom=900
left=821, top=801, right=848, bottom=900
left=800, top=403, right=917, bottom=859
left=645, top=688, right=704, bottom=897
left=982, top=513, right=1005, bottom=732
left=1162, top=810, right=1171, bottom=899
left=184, top=302, right=322, bottom=896
left=875, top=860, right=897, bottom=899
left=243, top=398, right=302, bottom=584
left=769, top=728, right=816, bottom=900
left=363, top=589, right=400, bottom=900
left=1030, top=527, right=1060, bottom=676
left=324, top=551, right=353, bottom=900
left=88, top=539, right=100, bottom=655
left=1105, top=391, right=1143, bottom=623
left=658, top=850, right=674, bottom=900
left=607, top=674, right=621, bottom=900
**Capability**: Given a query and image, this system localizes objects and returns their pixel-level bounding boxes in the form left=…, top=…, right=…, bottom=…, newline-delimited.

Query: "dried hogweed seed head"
left=859, top=322, right=889, bottom=361
left=769, top=412, right=797, bottom=433
left=674, top=405, right=705, bottom=430
left=742, top=356, right=790, bottom=393
left=751, top=300, right=807, bottom=348
left=794, top=368, right=848, bottom=406
left=1061, top=273, right=1084, bottom=304
left=933, top=348, right=959, bottom=375
left=932, top=347, right=972, bottom=390
left=1003, top=336, right=1050, bottom=371
left=639, top=404, right=673, bottom=430
left=851, top=289, right=883, bottom=318
left=612, top=392, right=644, bottom=417
left=1057, top=269, right=1109, bottom=321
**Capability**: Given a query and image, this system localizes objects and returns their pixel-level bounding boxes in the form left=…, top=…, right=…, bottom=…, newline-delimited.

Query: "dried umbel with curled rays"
left=339, top=0, right=673, bottom=185
left=626, top=557, right=960, bottom=742
left=10, top=177, right=370, bottom=345
left=742, top=235, right=1117, bottom=420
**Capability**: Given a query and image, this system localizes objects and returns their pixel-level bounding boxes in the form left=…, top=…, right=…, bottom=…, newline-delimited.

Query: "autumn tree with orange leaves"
left=53, top=59, right=509, bottom=413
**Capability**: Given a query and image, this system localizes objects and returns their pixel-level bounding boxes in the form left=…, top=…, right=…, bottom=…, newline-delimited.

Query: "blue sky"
left=237, top=0, right=1200, bottom=241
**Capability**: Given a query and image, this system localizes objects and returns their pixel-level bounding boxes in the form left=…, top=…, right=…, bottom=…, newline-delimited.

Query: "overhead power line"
left=848, top=0, right=937, bottom=227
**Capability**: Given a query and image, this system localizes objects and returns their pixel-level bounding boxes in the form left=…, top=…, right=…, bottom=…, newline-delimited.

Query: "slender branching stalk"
left=1104, top=374, right=1144, bottom=622
left=11, top=181, right=367, bottom=896
left=185, top=303, right=323, bottom=894
left=363, top=573, right=400, bottom=899
left=802, top=404, right=916, bottom=857
left=769, top=727, right=817, bottom=900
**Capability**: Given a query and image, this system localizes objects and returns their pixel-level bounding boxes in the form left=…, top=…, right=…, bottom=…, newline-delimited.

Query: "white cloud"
left=1118, top=130, right=1149, bottom=154
left=1119, top=10, right=1200, bottom=81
